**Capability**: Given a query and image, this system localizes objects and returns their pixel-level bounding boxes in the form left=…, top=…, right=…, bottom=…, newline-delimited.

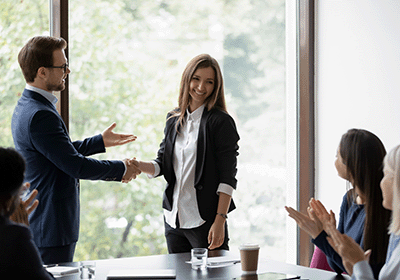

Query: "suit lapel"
left=164, top=117, right=179, bottom=182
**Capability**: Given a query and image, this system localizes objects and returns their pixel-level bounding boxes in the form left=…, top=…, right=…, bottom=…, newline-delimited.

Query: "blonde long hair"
left=170, top=54, right=227, bottom=131
left=383, top=144, right=400, bottom=235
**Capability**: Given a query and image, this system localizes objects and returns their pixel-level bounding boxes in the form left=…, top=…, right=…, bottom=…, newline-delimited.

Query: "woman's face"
left=188, top=66, right=215, bottom=112
left=335, top=149, right=351, bottom=181
left=380, top=167, right=394, bottom=210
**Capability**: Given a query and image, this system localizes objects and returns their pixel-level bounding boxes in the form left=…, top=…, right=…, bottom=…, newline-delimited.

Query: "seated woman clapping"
left=285, top=129, right=390, bottom=279
left=314, top=144, right=400, bottom=280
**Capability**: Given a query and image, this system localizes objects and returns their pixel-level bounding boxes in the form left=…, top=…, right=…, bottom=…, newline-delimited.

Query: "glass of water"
left=80, top=260, right=96, bottom=279
left=191, top=248, right=208, bottom=270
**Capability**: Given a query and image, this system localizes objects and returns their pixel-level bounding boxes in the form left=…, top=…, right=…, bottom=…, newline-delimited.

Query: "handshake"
left=121, top=158, right=142, bottom=183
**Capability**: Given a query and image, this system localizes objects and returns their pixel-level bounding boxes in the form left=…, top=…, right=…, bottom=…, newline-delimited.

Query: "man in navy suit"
left=11, top=36, right=140, bottom=265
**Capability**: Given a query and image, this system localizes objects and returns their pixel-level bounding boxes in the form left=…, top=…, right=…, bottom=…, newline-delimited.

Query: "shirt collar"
left=186, top=104, right=205, bottom=122
left=25, top=84, right=58, bottom=105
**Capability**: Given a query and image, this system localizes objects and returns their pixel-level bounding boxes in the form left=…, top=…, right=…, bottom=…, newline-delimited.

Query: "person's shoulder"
left=206, top=108, right=237, bottom=130
left=207, top=108, right=234, bottom=121
left=166, top=108, right=180, bottom=119
left=0, top=219, right=31, bottom=237
left=0, top=219, right=32, bottom=249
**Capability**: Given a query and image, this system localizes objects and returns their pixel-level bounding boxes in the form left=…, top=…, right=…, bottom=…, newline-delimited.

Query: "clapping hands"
left=10, top=183, right=39, bottom=226
left=285, top=198, right=325, bottom=239
left=309, top=198, right=369, bottom=275
left=286, top=198, right=369, bottom=276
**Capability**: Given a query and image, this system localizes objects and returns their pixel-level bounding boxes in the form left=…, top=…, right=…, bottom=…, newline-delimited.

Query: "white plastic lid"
left=239, top=244, right=260, bottom=250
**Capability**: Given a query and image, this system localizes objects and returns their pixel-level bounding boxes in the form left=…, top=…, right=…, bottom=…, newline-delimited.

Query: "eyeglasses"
left=46, top=63, right=69, bottom=73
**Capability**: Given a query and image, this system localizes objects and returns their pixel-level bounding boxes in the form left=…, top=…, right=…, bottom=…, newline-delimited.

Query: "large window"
left=69, top=0, right=288, bottom=262
left=1, top=0, right=306, bottom=264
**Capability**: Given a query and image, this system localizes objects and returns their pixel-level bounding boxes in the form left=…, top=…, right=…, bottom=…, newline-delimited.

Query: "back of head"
left=18, top=36, right=67, bottom=83
left=384, top=144, right=400, bottom=235
left=0, top=147, right=25, bottom=197
left=339, top=128, right=390, bottom=265
left=339, top=129, right=386, bottom=196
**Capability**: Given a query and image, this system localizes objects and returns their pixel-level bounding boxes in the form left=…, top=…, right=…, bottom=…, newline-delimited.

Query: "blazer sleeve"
left=30, top=110, right=124, bottom=181
left=72, top=133, right=106, bottom=157
left=211, top=112, right=240, bottom=189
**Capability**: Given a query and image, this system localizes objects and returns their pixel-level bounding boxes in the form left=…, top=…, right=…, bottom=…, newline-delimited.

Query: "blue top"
left=312, top=192, right=383, bottom=278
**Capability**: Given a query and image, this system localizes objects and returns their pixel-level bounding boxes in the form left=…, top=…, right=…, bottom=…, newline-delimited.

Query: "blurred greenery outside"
left=0, top=0, right=286, bottom=262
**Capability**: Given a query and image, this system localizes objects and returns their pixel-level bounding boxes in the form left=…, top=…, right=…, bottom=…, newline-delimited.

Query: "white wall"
left=315, top=0, right=400, bottom=214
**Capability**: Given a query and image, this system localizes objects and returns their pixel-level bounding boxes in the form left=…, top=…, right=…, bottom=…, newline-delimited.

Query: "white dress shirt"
left=150, top=105, right=234, bottom=229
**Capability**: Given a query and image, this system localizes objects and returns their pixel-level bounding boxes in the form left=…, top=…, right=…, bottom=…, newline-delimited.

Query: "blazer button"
left=197, top=185, right=203, bottom=190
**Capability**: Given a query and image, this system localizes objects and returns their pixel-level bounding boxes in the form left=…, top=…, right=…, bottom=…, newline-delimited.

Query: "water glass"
left=191, top=248, right=208, bottom=270
left=80, top=261, right=96, bottom=279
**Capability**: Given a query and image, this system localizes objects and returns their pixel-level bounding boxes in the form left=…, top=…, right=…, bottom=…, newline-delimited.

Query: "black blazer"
left=154, top=107, right=240, bottom=222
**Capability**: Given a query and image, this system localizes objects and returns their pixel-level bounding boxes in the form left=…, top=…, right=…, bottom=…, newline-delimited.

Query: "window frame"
left=51, top=0, right=69, bottom=131
left=297, top=0, right=315, bottom=266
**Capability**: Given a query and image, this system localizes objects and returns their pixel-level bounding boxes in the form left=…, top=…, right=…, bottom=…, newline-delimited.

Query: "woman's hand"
left=285, top=205, right=323, bottom=239
left=325, top=221, right=370, bottom=275
left=208, top=215, right=226, bottom=250
left=309, top=198, right=337, bottom=232
left=10, top=183, right=39, bottom=226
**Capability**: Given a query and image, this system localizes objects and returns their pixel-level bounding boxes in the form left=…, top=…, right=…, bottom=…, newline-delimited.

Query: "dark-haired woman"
left=0, top=147, right=53, bottom=279
left=286, top=129, right=391, bottom=279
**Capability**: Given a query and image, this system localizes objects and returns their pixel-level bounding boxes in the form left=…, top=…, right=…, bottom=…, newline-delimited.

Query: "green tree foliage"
left=1, top=0, right=286, bottom=262
left=0, top=0, right=49, bottom=148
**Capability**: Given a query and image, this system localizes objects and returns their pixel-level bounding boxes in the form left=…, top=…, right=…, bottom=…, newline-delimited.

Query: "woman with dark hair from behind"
left=0, top=147, right=54, bottom=279
left=335, top=129, right=391, bottom=276
left=314, top=143, right=400, bottom=279
left=286, top=129, right=391, bottom=279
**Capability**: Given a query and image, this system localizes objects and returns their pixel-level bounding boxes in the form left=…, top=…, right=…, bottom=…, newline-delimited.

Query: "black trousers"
left=164, top=218, right=229, bottom=253
left=38, top=242, right=76, bottom=265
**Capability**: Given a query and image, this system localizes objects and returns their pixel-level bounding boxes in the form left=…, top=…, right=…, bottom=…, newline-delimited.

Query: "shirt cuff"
left=147, top=161, right=160, bottom=179
left=122, top=161, right=127, bottom=178
left=217, top=183, right=234, bottom=196
left=352, top=260, right=374, bottom=280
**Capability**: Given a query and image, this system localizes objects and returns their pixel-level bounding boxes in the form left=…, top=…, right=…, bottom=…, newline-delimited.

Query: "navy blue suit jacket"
left=11, top=89, right=125, bottom=247
left=155, top=107, right=239, bottom=222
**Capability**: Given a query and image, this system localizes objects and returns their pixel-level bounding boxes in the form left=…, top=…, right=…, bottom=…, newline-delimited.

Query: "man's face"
left=45, top=49, right=70, bottom=92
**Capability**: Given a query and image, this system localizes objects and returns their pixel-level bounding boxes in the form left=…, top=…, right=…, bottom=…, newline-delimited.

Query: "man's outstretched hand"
left=102, top=122, right=137, bottom=148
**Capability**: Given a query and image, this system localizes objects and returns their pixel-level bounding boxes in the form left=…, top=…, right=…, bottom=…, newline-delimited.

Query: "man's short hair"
left=18, top=36, right=67, bottom=83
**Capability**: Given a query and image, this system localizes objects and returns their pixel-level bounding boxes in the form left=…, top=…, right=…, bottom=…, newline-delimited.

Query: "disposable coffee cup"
left=239, top=244, right=260, bottom=275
